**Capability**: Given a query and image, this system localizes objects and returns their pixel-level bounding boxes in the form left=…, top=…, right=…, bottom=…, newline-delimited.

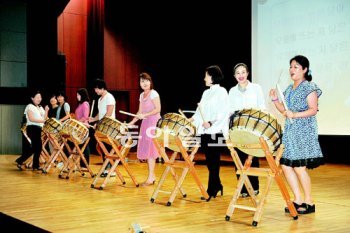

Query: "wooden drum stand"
left=150, top=136, right=209, bottom=206
left=225, top=137, right=298, bottom=226
left=91, top=131, right=139, bottom=190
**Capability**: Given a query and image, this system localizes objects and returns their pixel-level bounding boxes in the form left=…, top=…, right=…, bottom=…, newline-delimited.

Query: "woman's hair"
left=233, top=63, right=249, bottom=74
left=290, top=55, right=312, bottom=81
left=77, top=88, right=90, bottom=104
left=93, top=78, right=107, bottom=89
left=56, top=91, right=67, bottom=100
left=28, top=89, right=42, bottom=106
left=139, top=72, right=154, bottom=89
left=205, top=65, right=224, bottom=84
left=29, top=89, right=41, bottom=98
left=48, top=94, right=57, bottom=108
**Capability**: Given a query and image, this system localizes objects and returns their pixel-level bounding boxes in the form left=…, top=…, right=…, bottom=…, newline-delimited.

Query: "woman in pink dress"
left=129, top=72, right=161, bottom=185
left=75, top=88, right=91, bottom=167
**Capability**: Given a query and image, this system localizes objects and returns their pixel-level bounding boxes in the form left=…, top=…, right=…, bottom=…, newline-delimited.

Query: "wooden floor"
left=1, top=153, right=350, bottom=233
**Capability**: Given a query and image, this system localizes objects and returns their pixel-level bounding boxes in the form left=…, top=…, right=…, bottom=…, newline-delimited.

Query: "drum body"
left=95, top=116, right=128, bottom=145
left=42, top=118, right=62, bottom=143
left=60, top=118, right=89, bottom=144
left=229, top=108, right=282, bottom=157
left=155, top=113, right=197, bottom=152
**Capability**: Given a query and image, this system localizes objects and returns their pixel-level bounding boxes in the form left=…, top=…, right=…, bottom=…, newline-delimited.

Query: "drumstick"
left=197, top=103, right=206, bottom=122
left=90, top=100, right=95, bottom=117
left=276, top=84, right=293, bottom=124
left=119, top=110, right=138, bottom=118
left=178, top=108, right=187, bottom=119
left=277, top=69, right=284, bottom=85
left=182, top=110, right=196, bottom=114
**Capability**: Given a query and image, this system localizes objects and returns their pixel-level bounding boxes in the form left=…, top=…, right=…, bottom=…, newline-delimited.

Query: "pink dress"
left=137, top=91, right=161, bottom=160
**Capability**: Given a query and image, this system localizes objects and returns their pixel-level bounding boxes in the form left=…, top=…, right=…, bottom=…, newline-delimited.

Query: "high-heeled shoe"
left=200, top=195, right=214, bottom=201
left=200, top=186, right=223, bottom=201
left=217, top=186, right=223, bottom=197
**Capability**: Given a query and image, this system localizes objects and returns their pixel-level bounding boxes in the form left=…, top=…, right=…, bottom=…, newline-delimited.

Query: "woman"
left=269, top=55, right=323, bottom=214
left=56, top=91, right=71, bottom=123
left=16, top=90, right=47, bottom=171
left=128, top=72, right=161, bottom=186
left=44, top=94, right=59, bottom=155
left=190, top=65, right=230, bottom=201
left=228, top=63, right=266, bottom=197
left=75, top=88, right=91, bottom=167
left=45, top=94, right=58, bottom=118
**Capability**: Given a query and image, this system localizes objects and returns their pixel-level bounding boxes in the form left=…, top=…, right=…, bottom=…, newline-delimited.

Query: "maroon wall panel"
left=58, top=0, right=87, bottom=110
left=104, top=29, right=140, bottom=115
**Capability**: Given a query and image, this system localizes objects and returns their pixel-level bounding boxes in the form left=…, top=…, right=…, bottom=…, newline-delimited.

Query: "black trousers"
left=201, top=134, right=223, bottom=196
left=16, top=125, right=42, bottom=169
left=235, top=148, right=259, bottom=193
left=80, top=127, right=94, bottom=167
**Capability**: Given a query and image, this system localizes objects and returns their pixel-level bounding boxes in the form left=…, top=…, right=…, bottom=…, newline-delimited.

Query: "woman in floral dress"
left=270, top=55, right=323, bottom=214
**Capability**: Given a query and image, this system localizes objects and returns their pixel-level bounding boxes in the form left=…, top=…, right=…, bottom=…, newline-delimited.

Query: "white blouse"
left=25, top=104, right=45, bottom=127
left=192, top=84, right=230, bottom=136
left=228, top=81, right=266, bottom=113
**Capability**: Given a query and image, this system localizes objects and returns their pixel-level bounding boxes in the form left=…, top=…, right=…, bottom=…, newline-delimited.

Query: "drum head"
left=155, top=113, right=196, bottom=152
left=43, top=118, right=62, bottom=134
left=229, top=108, right=282, bottom=157
left=60, top=119, right=89, bottom=144
left=95, top=116, right=129, bottom=145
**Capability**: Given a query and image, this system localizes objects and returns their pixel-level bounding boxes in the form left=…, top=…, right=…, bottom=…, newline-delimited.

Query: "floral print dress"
left=280, top=81, right=324, bottom=169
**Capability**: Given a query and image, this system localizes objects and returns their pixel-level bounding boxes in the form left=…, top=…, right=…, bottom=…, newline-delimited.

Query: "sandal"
left=285, top=202, right=302, bottom=213
left=297, top=203, right=315, bottom=214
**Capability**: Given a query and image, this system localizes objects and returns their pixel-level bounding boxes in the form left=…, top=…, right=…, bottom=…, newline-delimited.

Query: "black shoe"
left=285, top=202, right=302, bottom=213
left=32, top=167, right=43, bottom=171
left=297, top=203, right=315, bottom=214
left=16, top=163, right=25, bottom=171
left=201, top=195, right=213, bottom=202
left=217, top=186, right=223, bottom=197
left=202, top=186, right=224, bottom=201
left=100, top=170, right=108, bottom=177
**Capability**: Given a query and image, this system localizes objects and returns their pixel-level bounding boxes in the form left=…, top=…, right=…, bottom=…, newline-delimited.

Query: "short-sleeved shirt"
left=139, top=89, right=159, bottom=101
left=98, top=92, right=116, bottom=120
left=56, top=102, right=70, bottom=120
left=25, top=104, right=46, bottom=127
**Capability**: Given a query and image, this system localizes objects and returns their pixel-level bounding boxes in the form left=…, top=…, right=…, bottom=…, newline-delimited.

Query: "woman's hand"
left=136, top=113, right=146, bottom=119
left=202, top=121, right=211, bottom=129
left=283, top=110, right=294, bottom=119
left=269, top=89, right=278, bottom=100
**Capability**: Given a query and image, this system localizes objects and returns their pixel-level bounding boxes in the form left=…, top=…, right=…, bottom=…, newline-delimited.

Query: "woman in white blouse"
left=228, top=63, right=266, bottom=197
left=16, top=90, right=47, bottom=171
left=190, top=65, right=230, bottom=201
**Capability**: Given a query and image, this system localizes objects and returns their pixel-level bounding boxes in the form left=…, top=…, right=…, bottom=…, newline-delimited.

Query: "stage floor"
left=0, top=153, right=349, bottom=233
